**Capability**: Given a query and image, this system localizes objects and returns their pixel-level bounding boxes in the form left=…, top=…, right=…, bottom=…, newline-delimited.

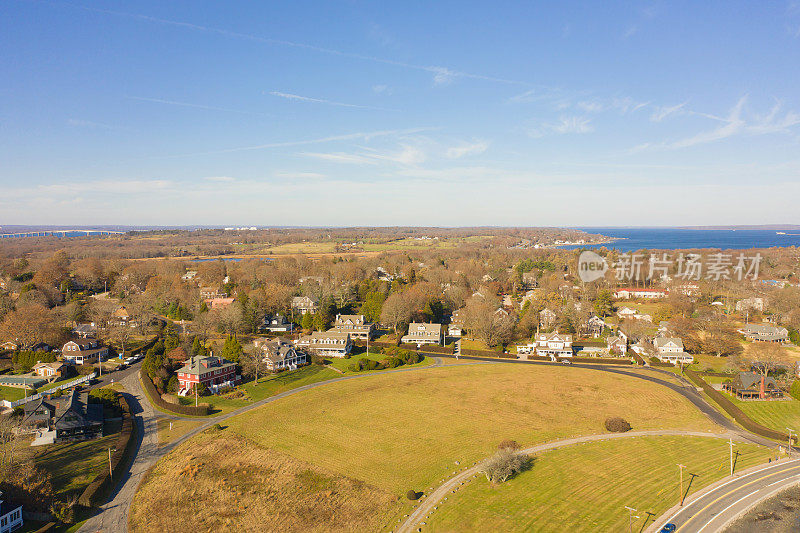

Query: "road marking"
left=766, top=474, right=800, bottom=488
left=675, top=465, right=800, bottom=532
left=695, top=489, right=759, bottom=533
left=665, top=459, right=800, bottom=525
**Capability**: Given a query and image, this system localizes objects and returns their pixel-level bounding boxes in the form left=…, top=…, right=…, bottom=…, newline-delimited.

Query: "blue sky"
left=2, top=1, right=800, bottom=226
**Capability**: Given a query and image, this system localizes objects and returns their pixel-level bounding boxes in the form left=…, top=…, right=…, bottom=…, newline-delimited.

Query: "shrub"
left=406, top=489, right=420, bottom=500
left=498, top=439, right=521, bottom=451
left=479, top=448, right=530, bottom=484
left=383, top=357, right=403, bottom=369
left=605, top=417, right=632, bottom=433
left=790, top=380, right=800, bottom=401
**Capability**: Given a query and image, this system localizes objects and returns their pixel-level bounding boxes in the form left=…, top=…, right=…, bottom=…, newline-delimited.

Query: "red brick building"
left=176, top=355, right=238, bottom=396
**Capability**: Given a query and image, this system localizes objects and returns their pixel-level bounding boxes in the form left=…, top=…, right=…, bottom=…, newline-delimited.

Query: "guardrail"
left=0, top=372, right=96, bottom=409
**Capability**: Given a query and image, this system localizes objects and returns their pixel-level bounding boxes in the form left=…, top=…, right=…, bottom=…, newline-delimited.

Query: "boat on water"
left=777, top=231, right=787, bottom=235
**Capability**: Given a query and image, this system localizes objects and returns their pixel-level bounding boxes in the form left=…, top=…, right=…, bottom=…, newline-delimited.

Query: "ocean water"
left=566, top=228, right=800, bottom=252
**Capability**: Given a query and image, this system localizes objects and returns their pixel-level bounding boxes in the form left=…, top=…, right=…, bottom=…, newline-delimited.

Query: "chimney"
left=760, top=376, right=766, bottom=399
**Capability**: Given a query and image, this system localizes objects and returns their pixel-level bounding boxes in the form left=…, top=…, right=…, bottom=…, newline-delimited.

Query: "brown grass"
left=129, top=430, right=397, bottom=533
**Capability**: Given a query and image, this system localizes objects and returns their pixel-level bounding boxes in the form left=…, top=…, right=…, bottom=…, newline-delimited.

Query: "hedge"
left=685, top=369, right=794, bottom=443
left=563, top=357, right=633, bottom=365
left=460, top=347, right=504, bottom=357
left=140, top=369, right=209, bottom=416
left=78, top=396, right=138, bottom=507
left=355, top=339, right=455, bottom=354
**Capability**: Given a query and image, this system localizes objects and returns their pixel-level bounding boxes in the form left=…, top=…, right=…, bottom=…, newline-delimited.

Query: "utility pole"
left=677, top=464, right=687, bottom=506
left=108, top=446, right=116, bottom=479
left=624, top=506, right=638, bottom=533
left=729, top=439, right=736, bottom=476
left=787, top=428, right=796, bottom=457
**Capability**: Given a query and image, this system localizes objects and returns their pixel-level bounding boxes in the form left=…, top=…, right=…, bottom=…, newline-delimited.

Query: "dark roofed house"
left=724, top=371, right=784, bottom=400
left=72, top=323, right=97, bottom=339
left=259, top=314, right=294, bottom=333
left=0, top=493, right=23, bottom=533
left=61, top=339, right=108, bottom=365
left=21, top=390, right=103, bottom=445
left=259, top=337, right=306, bottom=371
left=738, top=324, right=789, bottom=343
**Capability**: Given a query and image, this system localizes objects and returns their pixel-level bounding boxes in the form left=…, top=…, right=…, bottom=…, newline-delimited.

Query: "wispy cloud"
left=268, top=91, right=394, bottom=111
left=634, top=97, right=800, bottom=151
left=204, top=176, right=236, bottom=182
left=650, top=102, right=687, bottom=122
left=66, top=4, right=526, bottom=87
left=302, top=145, right=427, bottom=166
left=445, top=141, right=489, bottom=158
left=164, top=127, right=437, bottom=158
left=528, top=116, right=594, bottom=138
left=127, top=96, right=264, bottom=116
left=273, top=171, right=326, bottom=180
left=67, top=118, right=125, bottom=130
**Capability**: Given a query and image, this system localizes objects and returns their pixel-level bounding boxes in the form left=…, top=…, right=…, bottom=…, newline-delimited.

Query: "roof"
left=732, top=371, right=780, bottom=391
left=260, top=338, right=297, bottom=363
left=33, top=361, right=65, bottom=371
left=178, top=355, right=236, bottom=376
left=538, top=331, right=573, bottom=342
left=0, top=499, right=22, bottom=517
left=22, top=390, right=103, bottom=430
left=73, top=323, right=96, bottom=333
left=654, top=337, right=684, bottom=350
left=405, top=323, right=442, bottom=335
left=335, top=314, right=369, bottom=325
left=739, top=324, right=789, bottom=340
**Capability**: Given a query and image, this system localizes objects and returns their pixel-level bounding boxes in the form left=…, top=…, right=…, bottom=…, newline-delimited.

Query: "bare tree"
left=479, top=447, right=530, bottom=484
left=746, top=342, right=790, bottom=377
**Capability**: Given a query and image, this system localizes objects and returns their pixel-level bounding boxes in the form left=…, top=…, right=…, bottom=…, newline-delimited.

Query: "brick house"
left=176, top=355, right=239, bottom=396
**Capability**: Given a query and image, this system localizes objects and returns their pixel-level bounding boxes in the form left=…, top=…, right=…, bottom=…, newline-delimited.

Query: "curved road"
left=79, top=355, right=784, bottom=532
left=397, top=430, right=754, bottom=533
left=647, top=458, right=800, bottom=533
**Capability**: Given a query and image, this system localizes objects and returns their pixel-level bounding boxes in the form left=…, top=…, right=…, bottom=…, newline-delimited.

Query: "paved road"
left=78, top=354, right=783, bottom=532
left=397, top=430, right=752, bottom=533
left=648, top=458, right=800, bottom=533
left=78, top=357, right=448, bottom=532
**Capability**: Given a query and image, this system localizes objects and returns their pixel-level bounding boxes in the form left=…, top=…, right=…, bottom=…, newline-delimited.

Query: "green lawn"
left=0, top=384, right=28, bottom=402
left=730, top=395, right=800, bottom=436
left=425, top=436, right=772, bottom=533
left=224, top=364, right=720, bottom=500
left=325, top=351, right=432, bottom=374
left=17, top=426, right=122, bottom=497
left=175, top=364, right=342, bottom=416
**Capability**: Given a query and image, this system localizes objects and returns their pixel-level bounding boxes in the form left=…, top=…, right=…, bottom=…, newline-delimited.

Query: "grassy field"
left=324, top=351, right=433, bottom=374
left=173, top=364, right=341, bottom=416
left=425, top=436, right=772, bottom=533
left=224, top=364, right=719, bottom=500
left=0, top=384, right=28, bottom=401
left=730, top=396, right=800, bottom=435
left=130, top=430, right=397, bottom=533
left=157, top=418, right=202, bottom=445
left=17, top=425, right=121, bottom=497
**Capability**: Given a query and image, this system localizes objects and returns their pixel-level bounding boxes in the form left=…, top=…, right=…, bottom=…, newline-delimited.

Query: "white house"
left=333, top=314, right=374, bottom=340
left=291, top=295, right=319, bottom=315
left=61, top=339, right=108, bottom=365
left=259, top=338, right=306, bottom=371
left=0, top=493, right=23, bottom=533
left=402, top=323, right=443, bottom=346
left=535, top=332, right=573, bottom=359
left=614, top=288, right=667, bottom=299
left=654, top=337, right=693, bottom=365
left=295, top=331, right=352, bottom=357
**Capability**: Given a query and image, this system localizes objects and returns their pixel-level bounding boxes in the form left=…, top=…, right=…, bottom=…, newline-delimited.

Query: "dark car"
left=660, top=524, right=676, bottom=533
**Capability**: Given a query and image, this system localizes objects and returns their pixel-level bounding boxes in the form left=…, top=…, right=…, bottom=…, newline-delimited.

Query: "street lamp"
left=108, top=446, right=117, bottom=479
left=624, top=506, right=638, bottom=533
left=677, top=464, right=687, bottom=506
